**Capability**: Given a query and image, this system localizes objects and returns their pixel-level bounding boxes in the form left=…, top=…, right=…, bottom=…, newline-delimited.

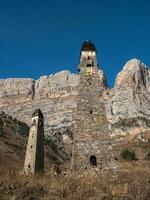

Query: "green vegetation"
left=17, top=121, right=29, bottom=137
left=0, top=118, right=4, bottom=134
left=0, top=112, right=29, bottom=137
left=121, top=149, right=137, bottom=160
left=44, top=138, right=58, bottom=152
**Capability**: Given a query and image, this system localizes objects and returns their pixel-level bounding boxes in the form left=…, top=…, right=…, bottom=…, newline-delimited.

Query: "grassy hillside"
left=0, top=112, right=70, bottom=175
left=0, top=170, right=149, bottom=200
left=0, top=112, right=150, bottom=199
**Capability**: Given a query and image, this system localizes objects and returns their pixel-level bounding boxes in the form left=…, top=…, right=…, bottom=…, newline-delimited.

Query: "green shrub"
left=44, top=138, right=58, bottom=152
left=0, top=118, right=4, bottom=134
left=121, top=149, right=137, bottom=160
left=18, top=122, right=29, bottom=137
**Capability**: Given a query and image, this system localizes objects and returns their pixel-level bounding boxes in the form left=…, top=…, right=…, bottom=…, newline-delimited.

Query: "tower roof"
left=32, top=109, right=44, bottom=118
left=80, top=40, right=97, bottom=52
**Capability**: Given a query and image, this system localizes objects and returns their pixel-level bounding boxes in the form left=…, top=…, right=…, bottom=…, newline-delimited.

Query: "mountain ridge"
left=0, top=58, right=150, bottom=152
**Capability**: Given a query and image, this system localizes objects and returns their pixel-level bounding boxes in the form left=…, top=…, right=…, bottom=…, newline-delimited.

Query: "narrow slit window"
left=90, top=156, right=97, bottom=166
left=32, top=119, right=36, bottom=126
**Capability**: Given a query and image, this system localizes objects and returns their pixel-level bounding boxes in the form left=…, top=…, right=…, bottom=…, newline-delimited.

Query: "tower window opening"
left=90, top=110, right=93, bottom=114
left=28, top=164, right=30, bottom=168
left=90, top=156, right=97, bottom=166
left=88, top=56, right=90, bottom=60
left=32, top=119, right=36, bottom=126
left=87, top=63, right=92, bottom=67
left=31, top=145, right=33, bottom=148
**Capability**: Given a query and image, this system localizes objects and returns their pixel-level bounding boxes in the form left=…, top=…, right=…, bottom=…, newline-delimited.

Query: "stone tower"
left=72, top=41, right=116, bottom=175
left=24, top=109, right=44, bottom=174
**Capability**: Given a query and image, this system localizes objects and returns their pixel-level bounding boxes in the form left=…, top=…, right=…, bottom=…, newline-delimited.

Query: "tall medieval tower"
left=72, top=41, right=116, bottom=175
left=24, top=109, right=44, bottom=174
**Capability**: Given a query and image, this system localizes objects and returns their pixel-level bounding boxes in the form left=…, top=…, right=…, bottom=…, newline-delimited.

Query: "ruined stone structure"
left=24, top=109, right=44, bottom=174
left=72, top=41, right=116, bottom=174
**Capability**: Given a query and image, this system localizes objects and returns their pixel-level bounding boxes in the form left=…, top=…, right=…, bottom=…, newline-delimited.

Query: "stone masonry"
left=72, top=41, right=117, bottom=175
left=24, top=109, right=44, bottom=174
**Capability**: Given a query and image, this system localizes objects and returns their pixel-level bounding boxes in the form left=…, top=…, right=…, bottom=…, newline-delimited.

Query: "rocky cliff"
left=104, top=59, right=150, bottom=159
left=0, top=60, right=150, bottom=150
left=0, top=69, right=107, bottom=146
left=0, top=71, right=78, bottom=145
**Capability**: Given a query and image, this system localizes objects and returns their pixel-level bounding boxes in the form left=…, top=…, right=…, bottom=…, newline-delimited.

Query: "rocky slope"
left=0, top=61, right=149, bottom=200
left=0, top=59, right=149, bottom=178
left=106, top=58, right=150, bottom=123
left=0, top=69, right=106, bottom=146
left=0, top=60, right=150, bottom=151
left=0, top=71, right=77, bottom=145
left=105, top=59, right=150, bottom=149
left=0, top=112, right=29, bottom=171
left=0, top=111, right=69, bottom=177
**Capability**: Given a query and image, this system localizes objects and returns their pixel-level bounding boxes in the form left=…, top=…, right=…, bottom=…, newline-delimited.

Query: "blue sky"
left=0, top=0, right=150, bottom=87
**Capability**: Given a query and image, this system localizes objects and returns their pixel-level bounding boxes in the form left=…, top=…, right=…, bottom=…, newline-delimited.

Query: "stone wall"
left=24, top=112, right=44, bottom=174
left=72, top=50, right=116, bottom=174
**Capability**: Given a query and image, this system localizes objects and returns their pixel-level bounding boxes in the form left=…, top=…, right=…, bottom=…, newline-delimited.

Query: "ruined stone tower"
left=24, top=109, right=44, bottom=174
left=72, top=41, right=116, bottom=175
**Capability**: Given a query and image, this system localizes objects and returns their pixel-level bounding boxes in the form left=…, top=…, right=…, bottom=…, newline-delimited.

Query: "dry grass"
left=0, top=168, right=150, bottom=200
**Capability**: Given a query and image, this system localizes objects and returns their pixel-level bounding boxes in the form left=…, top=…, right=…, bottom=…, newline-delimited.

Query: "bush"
left=44, top=138, right=58, bottom=152
left=0, top=118, right=4, bottom=134
left=18, top=122, right=29, bottom=137
left=121, top=149, right=137, bottom=160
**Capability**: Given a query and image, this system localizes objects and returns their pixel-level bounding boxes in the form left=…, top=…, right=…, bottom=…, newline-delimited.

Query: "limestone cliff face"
left=0, top=70, right=106, bottom=145
left=0, top=71, right=77, bottom=145
left=106, top=59, right=150, bottom=122
left=0, top=78, right=35, bottom=106
left=105, top=59, right=150, bottom=148
left=115, top=59, right=150, bottom=89
left=0, top=62, right=150, bottom=147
